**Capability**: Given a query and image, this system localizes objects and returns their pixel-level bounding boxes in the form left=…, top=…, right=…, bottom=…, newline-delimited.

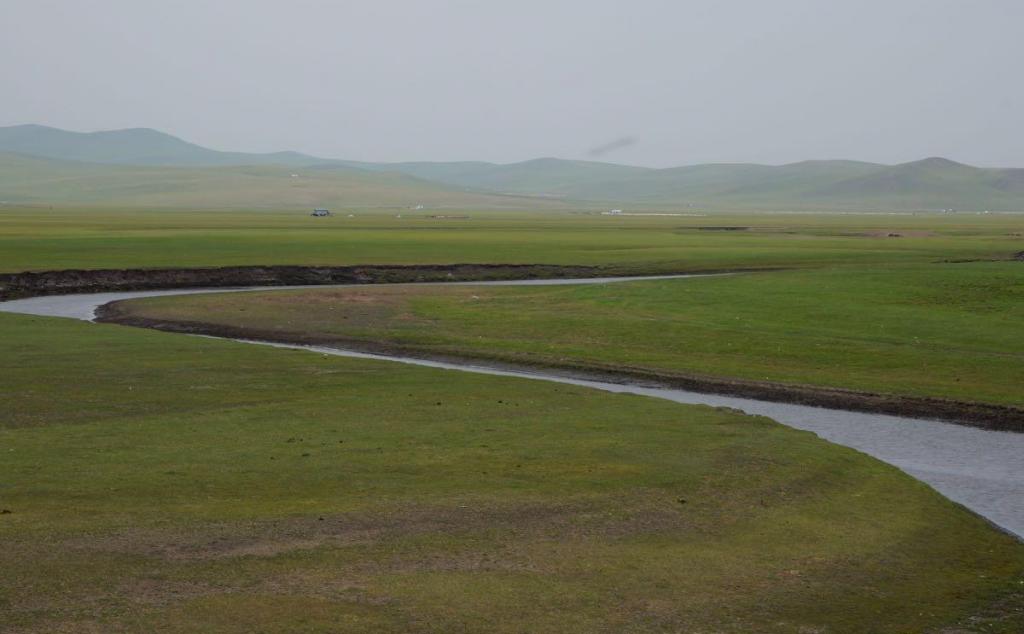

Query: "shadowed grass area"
left=1, top=312, right=1023, bottom=632
left=115, top=261, right=1024, bottom=408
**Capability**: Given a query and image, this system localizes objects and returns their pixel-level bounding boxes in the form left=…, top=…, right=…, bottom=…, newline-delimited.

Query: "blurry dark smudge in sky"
left=588, top=137, right=637, bottom=158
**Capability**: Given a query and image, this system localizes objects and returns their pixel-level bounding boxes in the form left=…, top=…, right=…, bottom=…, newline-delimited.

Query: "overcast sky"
left=2, top=0, right=1022, bottom=167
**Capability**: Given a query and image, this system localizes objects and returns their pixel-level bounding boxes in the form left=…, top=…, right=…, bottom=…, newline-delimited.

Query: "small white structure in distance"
left=602, top=209, right=623, bottom=215
left=311, top=208, right=331, bottom=217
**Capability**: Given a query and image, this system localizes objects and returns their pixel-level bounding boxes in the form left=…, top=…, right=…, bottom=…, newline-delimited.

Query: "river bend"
left=2, top=274, right=1021, bottom=538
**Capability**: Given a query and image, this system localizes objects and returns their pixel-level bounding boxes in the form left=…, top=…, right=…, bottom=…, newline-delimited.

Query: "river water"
left=2, top=275, right=1021, bottom=538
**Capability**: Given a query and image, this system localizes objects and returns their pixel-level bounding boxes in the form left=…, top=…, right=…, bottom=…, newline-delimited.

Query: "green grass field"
left=2, top=312, right=1023, bottom=632
left=3, top=207, right=1024, bottom=631
left=0, top=207, right=1020, bottom=273
left=114, top=261, right=1024, bottom=409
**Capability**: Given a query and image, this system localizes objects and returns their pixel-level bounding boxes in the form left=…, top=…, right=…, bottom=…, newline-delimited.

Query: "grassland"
left=0, top=154, right=557, bottom=210
left=2, top=311, right=1023, bottom=632
left=0, top=206, right=1020, bottom=273
left=3, top=207, right=1024, bottom=631
left=109, top=261, right=1024, bottom=413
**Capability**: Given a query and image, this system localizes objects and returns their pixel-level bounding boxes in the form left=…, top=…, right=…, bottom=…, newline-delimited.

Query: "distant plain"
left=1, top=206, right=1020, bottom=273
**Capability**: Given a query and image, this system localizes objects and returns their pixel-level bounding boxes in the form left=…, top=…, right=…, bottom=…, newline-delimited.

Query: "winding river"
left=2, top=274, right=1022, bottom=538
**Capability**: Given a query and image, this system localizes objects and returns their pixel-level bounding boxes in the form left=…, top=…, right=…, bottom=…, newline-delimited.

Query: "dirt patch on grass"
left=67, top=496, right=692, bottom=563
left=862, top=230, right=938, bottom=238
left=117, top=579, right=222, bottom=608
left=5, top=498, right=697, bottom=632
left=931, top=583, right=1024, bottom=633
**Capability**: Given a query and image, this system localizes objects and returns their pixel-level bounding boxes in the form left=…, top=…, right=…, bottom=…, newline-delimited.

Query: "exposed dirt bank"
left=96, top=304, right=1024, bottom=432
left=0, top=264, right=610, bottom=301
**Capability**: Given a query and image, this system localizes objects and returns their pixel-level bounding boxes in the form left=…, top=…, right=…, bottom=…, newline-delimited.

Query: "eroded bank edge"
left=0, top=263, right=778, bottom=301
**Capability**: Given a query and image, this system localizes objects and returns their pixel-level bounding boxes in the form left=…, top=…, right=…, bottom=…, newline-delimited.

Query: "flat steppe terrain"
left=1, top=207, right=1020, bottom=273
left=111, top=262, right=1024, bottom=410
left=2, top=207, right=1023, bottom=632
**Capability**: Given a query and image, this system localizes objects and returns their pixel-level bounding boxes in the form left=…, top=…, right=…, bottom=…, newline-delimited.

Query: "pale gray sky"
left=2, top=0, right=1022, bottom=167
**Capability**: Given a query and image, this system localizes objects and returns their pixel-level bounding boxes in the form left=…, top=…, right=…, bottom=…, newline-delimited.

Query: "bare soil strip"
left=0, top=263, right=781, bottom=301
left=0, top=263, right=602, bottom=300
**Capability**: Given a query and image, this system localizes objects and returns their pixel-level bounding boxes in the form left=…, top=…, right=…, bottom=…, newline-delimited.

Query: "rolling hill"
left=384, top=157, right=1024, bottom=211
left=345, top=157, right=652, bottom=196
left=2, top=124, right=1024, bottom=210
left=0, top=153, right=557, bottom=209
left=0, top=124, right=327, bottom=167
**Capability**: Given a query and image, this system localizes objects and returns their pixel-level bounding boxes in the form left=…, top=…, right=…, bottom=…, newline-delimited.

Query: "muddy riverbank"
left=0, top=263, right=618, bottom=301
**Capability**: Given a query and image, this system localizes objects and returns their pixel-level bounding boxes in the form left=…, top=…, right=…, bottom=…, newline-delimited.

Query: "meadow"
left=0, top=206, right=1020, bottom=273
left=112, top=262, right=1024, bottom=409
left=2, top=207, right=1024, bottom=632
left=2, top=311, right=1023, bottom=632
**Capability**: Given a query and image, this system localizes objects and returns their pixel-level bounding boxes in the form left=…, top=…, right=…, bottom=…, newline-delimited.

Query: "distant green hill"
left=396, top=157, right=1024, bottom=211
left=0, top=124, right=327, bottom=167
left=3, top=124, right=1024, bottom=210
left=0, top=153, right=556, bottom=209
left=386, top=157, right=650, bottom=195
left=332, top=160, right=498, bottom=185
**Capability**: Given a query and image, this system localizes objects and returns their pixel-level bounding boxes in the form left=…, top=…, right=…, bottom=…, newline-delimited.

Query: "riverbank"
left=0, top=263, right=603, bottom=300
left=0, top=263, right=785, bottom=302
left=94, top=263, right=1024, bottom=432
